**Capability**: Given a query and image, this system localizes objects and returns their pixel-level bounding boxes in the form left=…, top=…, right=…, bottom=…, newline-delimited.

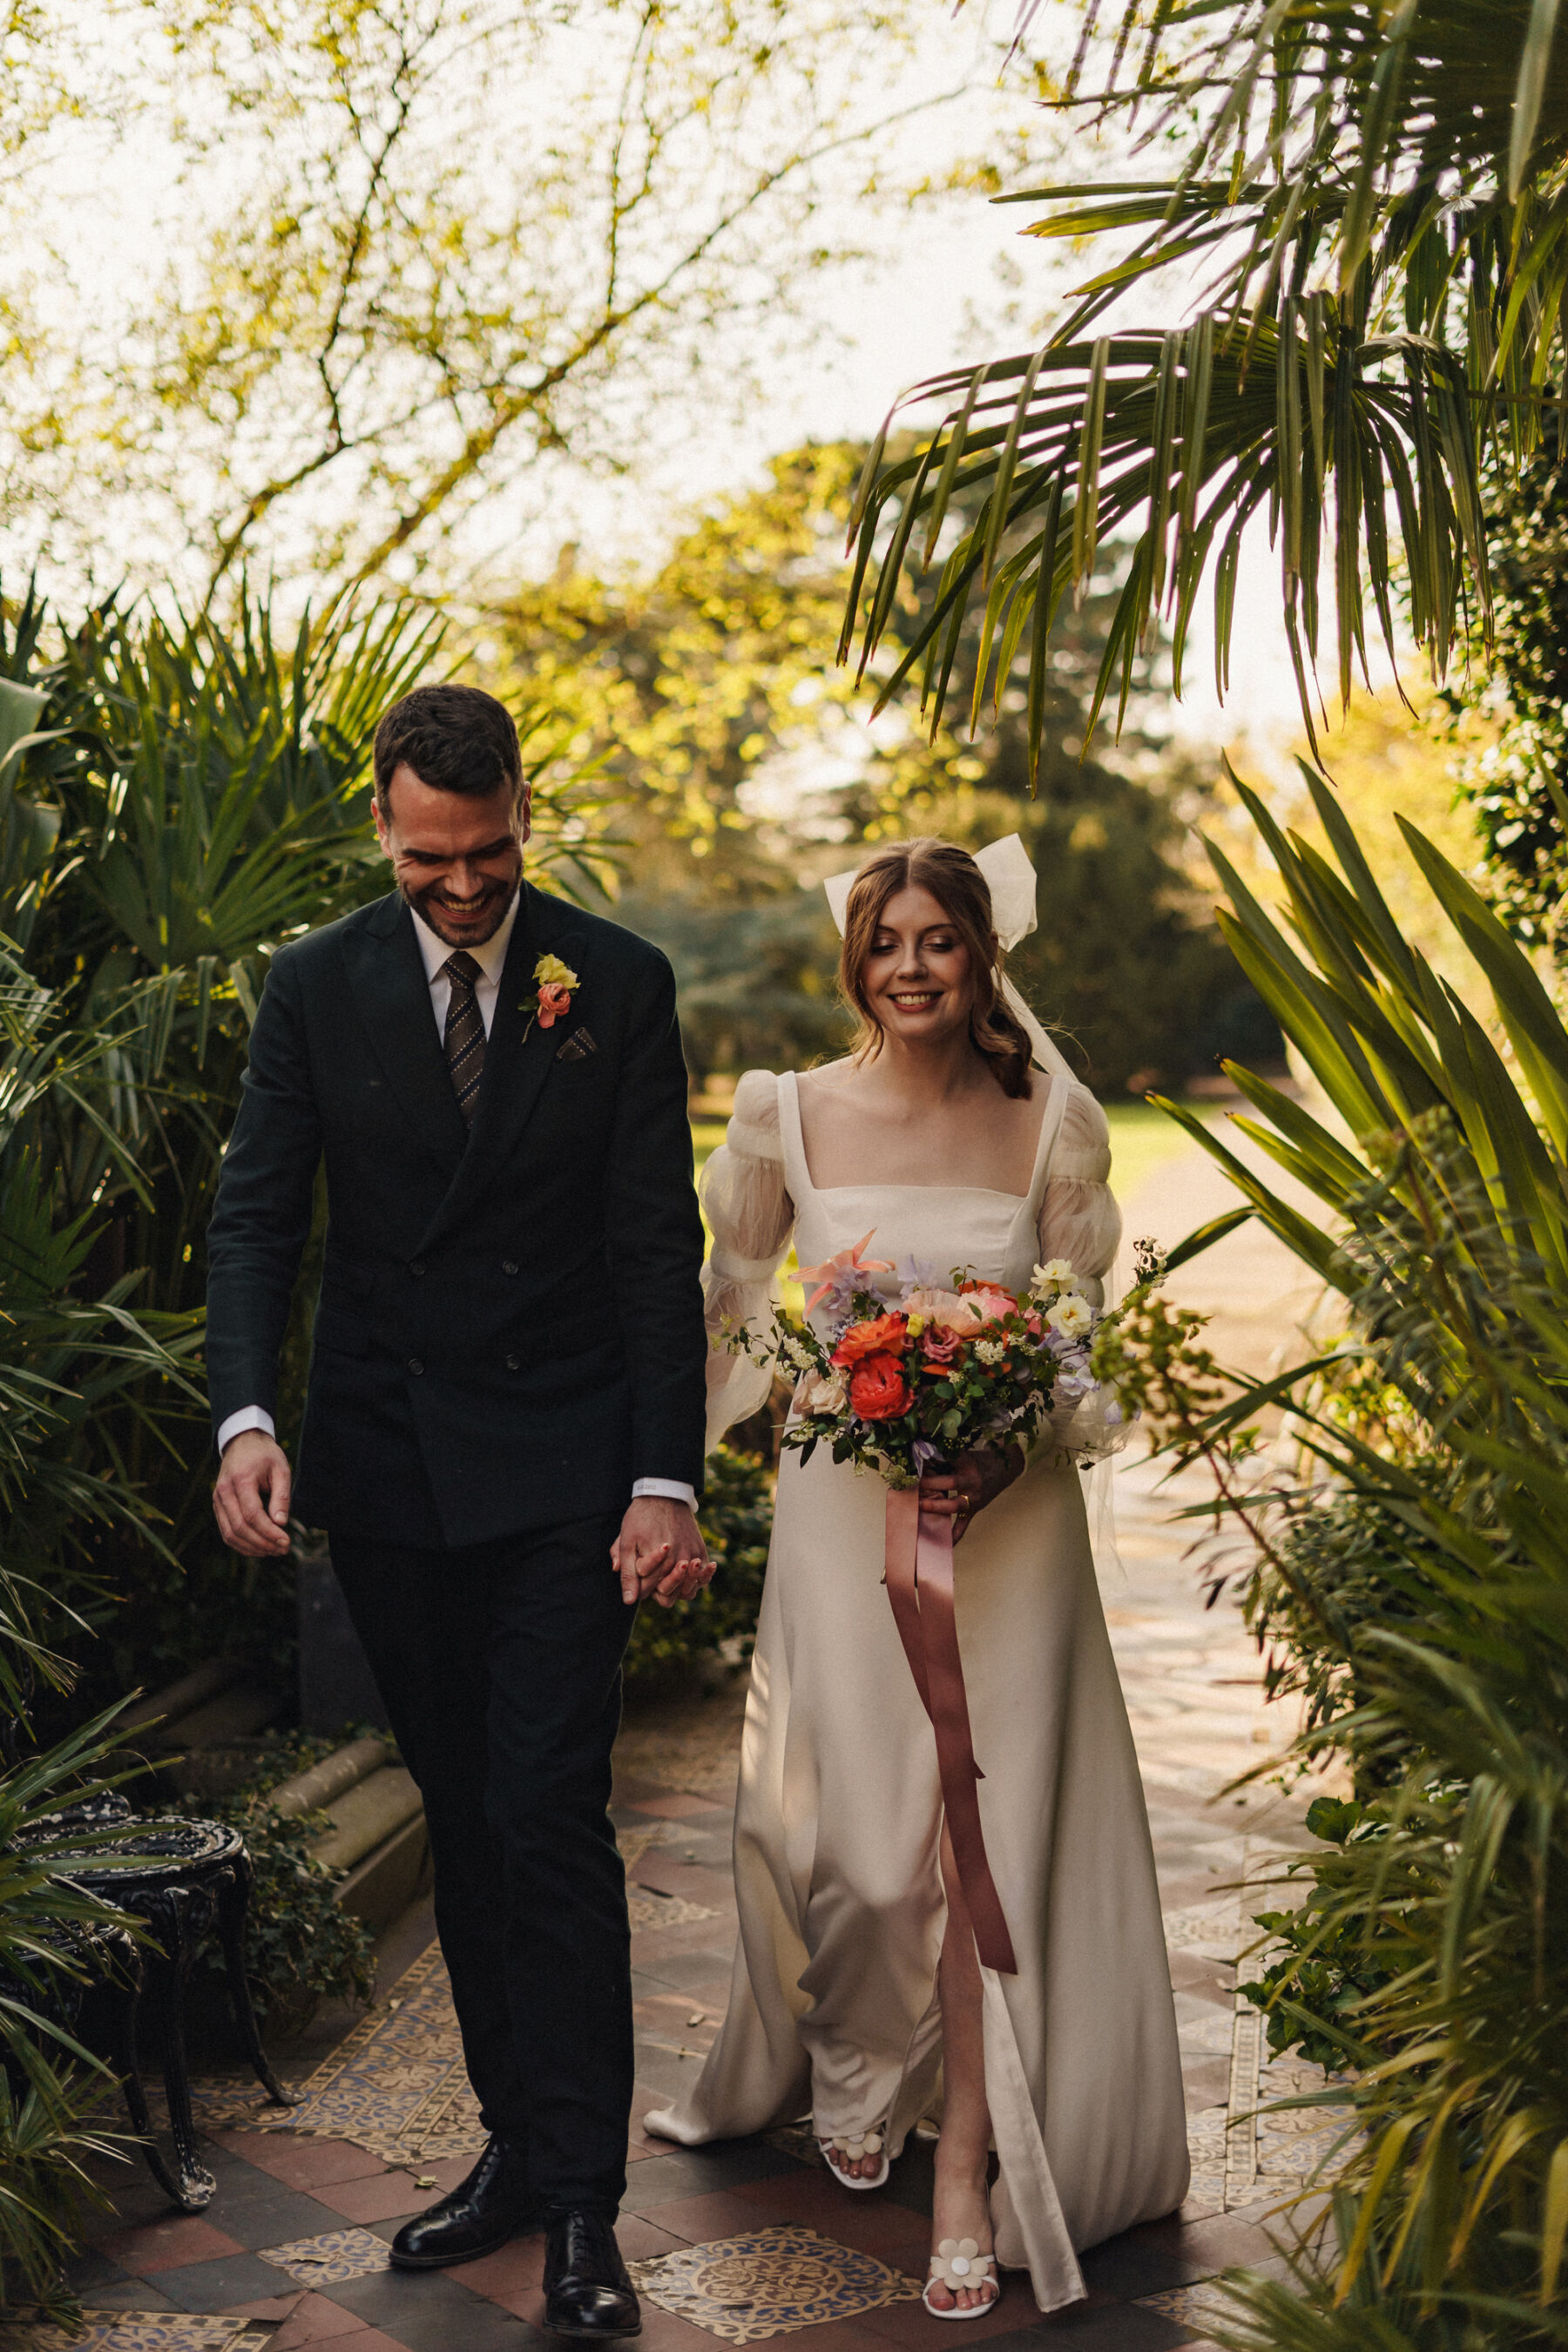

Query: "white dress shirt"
left=217, top=889, right=696, bottom=1511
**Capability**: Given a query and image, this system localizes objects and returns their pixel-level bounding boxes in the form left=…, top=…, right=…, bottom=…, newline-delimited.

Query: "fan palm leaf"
left=844, top=3, right=1568, bottom=760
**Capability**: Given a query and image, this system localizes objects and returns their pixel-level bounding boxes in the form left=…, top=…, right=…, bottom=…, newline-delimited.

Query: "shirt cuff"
left=632, top=1477, right=698, bottom=1510
left=217, top=1406, right=276, bottom=1456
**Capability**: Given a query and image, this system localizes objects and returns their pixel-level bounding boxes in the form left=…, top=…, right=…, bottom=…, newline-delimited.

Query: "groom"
left=207, top=681, right=711, bottom=2337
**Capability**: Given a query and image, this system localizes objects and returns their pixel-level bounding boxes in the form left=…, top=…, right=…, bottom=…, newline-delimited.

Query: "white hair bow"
left=822, top=834, right=1073, bottom=1081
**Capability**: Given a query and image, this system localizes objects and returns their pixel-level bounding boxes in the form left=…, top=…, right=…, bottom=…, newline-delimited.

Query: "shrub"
left=623, top=1446, right=772, bottom=1696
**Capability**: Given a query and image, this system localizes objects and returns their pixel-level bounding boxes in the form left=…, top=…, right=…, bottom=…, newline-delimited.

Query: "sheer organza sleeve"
left=700, top=1069, right=796, bottom=1454
left=1038, top=1082, right=1125, bottom=1460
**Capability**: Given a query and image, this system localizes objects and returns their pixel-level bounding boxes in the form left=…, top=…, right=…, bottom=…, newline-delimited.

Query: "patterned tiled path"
left=42, top=1434, right=1321, bottom=2352
left=37, top=1136, right=1335, bottom=2351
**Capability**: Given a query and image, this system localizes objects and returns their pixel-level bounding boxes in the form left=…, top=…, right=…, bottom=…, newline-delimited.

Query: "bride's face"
left=862, top=884, right=975, bottom=1049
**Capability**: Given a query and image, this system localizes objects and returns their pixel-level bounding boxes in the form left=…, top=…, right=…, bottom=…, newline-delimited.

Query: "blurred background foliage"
left=491, top=441, right=1279, bottom=1096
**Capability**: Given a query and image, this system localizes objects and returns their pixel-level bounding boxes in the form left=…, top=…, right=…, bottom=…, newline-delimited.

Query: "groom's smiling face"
left=375, top=762, right=528, bottom=949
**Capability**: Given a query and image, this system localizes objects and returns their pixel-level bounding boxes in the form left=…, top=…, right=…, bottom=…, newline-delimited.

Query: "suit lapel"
left=343, top=896, right=469, bottom=1181
left=413, top=883, right=570, bottom=1254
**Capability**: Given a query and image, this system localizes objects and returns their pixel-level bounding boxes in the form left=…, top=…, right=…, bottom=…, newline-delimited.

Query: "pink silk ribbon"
left=883, top=1484, right=1017, bottom=1975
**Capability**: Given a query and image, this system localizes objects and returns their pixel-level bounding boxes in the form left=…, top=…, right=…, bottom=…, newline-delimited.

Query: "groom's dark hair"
left=373, top=683, right=524, bottom=815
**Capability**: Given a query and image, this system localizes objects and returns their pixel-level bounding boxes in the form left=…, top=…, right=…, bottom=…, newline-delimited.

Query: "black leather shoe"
left=544, top=2207, right=641, bottom=2339
left=389, top=2135, right=535, bottom=2269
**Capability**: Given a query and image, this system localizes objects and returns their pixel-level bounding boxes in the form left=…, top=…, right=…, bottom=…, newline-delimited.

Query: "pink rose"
left=919, top=1326, right=964, bottom=1366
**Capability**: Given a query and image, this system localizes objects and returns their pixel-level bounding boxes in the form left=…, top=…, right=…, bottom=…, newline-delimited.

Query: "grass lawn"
left=1103, top=1098, right=1206, bottom=1201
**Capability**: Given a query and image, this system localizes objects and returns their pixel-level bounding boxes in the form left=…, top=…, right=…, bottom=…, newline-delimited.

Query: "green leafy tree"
left=496, top=444, right=1272, bottom=1092
left=0, top=0, right=1035, bottom=599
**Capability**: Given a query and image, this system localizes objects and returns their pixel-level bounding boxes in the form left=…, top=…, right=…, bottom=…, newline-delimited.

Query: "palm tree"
left=842, top=2, right=1568, bottom=766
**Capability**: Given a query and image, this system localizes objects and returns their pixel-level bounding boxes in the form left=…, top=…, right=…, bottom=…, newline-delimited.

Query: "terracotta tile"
left=447, top=2231, right=549, bottom=2296
left=727, top=2171, right=924, bottom=2258
left=311, top=2172, right=430, bottom=2223
left=614, top=2216, right=692, bottom=2261
left=629, top=1856, right=735, bottom=1906
left=271, top=2293, right=375, bottom=2348
left=629, top=2301, right=728, bottom=2352
left=624, top=1795, right=729, bottom=1820
left=619, top=2186, right=769, bottom=2241
left=215, top=2133, right=393, bottom=2189
left=220, top=2291, right=308, bottom=2320
left=421, top=2155, right=476, bottom=2195
left=311, top=2330, right=411, bottom=2352
left=101, top=2216, right=247, bottom=2275
left=853, top=2276, right=1030, bottom=2346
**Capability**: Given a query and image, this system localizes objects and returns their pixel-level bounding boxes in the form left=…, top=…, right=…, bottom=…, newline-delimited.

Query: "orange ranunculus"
left=848, top=1352, right=910, bottom=1421
left=537, top=980, right=572, bottom=1029
left=832, top=1312, right=909, bottom=1367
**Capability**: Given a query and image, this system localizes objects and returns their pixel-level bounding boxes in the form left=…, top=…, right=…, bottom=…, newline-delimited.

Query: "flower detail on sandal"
left=923, top=2240, right=998, bottom=2320
left=817, top=2120, right=889, bottom=2190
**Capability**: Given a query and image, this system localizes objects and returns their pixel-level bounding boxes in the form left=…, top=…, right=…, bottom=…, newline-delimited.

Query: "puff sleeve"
left=1038, top=1082, right=1126, bottom=1460
left=700, top=1069, right=797, bottom=1454
left=1037, top=1081, right=1121, bottom=1309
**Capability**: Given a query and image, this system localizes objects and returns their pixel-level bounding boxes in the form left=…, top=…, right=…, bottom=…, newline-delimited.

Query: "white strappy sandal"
left=816, top=2121, right=890, bottom=2192
left=923, top=2239, right=999, bottom=2320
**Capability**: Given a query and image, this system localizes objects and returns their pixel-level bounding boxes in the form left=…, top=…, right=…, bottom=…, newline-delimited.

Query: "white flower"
left=1045, top=1292, right=1093, bottom=1341
left=781, top=1334, right=814, bottom=1370
left=1031, top=1258, right=1076, bottom=1296
left=795, top=1366, right=847, bottom=1417
left=974, top=1338, right=1005, bottom=1365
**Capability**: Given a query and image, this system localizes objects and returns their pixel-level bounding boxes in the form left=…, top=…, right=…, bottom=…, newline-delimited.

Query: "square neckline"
left=786, top=1066, right=1064, bottom=1209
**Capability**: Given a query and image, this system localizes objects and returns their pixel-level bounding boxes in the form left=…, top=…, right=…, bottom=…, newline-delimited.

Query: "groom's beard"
left=402, top=872, right=517, bottom=949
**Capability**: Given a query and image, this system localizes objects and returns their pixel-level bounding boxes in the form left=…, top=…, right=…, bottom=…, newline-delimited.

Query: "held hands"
left=213, top=1429, right=294, bottom=1558
left=612, top=1497, right=713, bottom=1609
left=921, top=1443, right=1025, bottom=1544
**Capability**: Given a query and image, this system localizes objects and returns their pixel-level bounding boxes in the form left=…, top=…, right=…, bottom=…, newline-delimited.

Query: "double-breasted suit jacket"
left=206, top=882, right=709, bottom=1549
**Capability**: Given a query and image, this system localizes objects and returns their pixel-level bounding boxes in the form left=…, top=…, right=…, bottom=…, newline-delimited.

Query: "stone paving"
left=36, top=1127, right=1342, bottom=2352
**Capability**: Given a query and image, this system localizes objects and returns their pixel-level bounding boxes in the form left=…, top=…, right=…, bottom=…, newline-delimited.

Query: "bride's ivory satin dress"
left=645, top=1068, right=1189, bottom=2313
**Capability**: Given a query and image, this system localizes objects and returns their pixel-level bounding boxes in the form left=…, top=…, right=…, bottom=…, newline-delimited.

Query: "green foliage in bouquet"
left=623, top=1447, right=773, bottom=1696
left=747, top=1260, right=1103, bottom=1490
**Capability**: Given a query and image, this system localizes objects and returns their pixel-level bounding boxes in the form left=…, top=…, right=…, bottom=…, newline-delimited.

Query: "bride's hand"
left=922, top=1444, right=1024, bottom=1544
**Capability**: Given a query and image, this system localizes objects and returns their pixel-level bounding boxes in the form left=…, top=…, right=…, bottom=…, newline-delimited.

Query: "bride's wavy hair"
left=839, top=839, right=1034, bottom=1098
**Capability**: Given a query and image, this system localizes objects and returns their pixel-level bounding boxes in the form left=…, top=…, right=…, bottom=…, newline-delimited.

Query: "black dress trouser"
left=330, top=1511, right=632, bottom=2217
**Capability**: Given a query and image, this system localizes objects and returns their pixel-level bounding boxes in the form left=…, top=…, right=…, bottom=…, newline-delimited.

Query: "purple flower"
left=912, top=1437, right=942, bottom=1474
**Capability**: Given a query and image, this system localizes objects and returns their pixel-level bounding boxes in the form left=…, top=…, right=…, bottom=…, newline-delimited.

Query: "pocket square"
left=556, top=1026, right=598, bottom=1063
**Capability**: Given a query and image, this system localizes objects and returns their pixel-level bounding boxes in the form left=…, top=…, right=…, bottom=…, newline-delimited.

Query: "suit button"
left=502, top=1260, right=518, bottom=1275
left=409, top=1260, right=426, bottom=1277
left=407, top=1357, right=424, bottom=1375
left=505, top=1352, right=521, bottom=1371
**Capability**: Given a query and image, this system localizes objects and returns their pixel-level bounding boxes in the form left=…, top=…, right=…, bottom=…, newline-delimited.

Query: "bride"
left=645, top=836, right=1188, bottom=2318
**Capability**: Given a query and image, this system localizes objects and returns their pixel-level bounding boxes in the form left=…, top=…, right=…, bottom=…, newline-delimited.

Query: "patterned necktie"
left=442, top=951, right=486, bottom=1125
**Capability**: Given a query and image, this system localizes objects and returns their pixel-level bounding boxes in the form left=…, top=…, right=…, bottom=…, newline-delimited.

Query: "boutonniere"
left=524, top=952, right=578, bottom=1037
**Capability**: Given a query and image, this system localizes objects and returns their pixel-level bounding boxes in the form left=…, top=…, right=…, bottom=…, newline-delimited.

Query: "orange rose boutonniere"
left=531, top=953, right=578, bottom=1031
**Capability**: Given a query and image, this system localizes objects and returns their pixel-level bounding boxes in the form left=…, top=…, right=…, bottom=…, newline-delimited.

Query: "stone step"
left=113, top=1656, right=243, bottom=1737
left=311, top=1765, right=423, bottom=1876
left=269, top=1735, right=393, bottom=1820
left=335, top=1808, right=431, bottom=1929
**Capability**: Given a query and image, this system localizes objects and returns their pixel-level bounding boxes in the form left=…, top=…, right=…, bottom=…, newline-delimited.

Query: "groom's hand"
left=612, top=1498, right=713, bottom=1610
left=213, top=1430, right=294, bottom=1558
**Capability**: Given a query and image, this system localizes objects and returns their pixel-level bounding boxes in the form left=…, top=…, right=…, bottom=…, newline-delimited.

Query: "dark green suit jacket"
left=206, top=883, right=708, bottom=1548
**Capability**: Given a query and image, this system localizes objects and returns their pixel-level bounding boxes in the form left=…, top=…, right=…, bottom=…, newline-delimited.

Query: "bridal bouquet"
left=719, top=1240, right=1119, bottom=1979
left=740, top=1240, right=1117, bottom=1486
